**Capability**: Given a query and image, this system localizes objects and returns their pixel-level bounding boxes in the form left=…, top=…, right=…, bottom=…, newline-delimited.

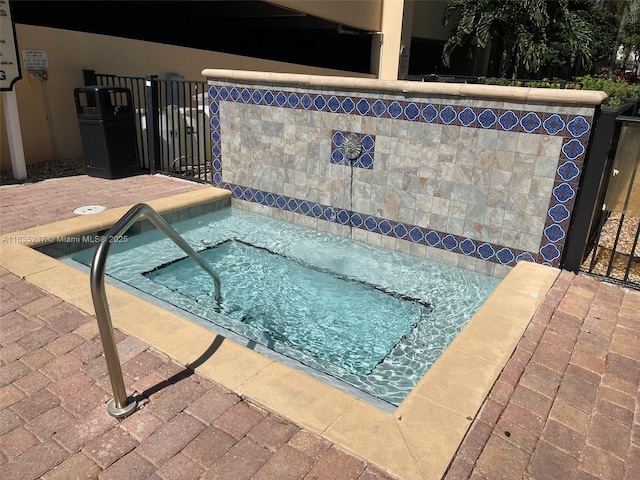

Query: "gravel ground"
left=580, top=212, right=639, bottom=285
left=1, top=158, right=87, bottom=185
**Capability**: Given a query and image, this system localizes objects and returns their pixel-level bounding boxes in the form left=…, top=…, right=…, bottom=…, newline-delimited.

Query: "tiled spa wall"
left=206, top=78, right=596, bottom=277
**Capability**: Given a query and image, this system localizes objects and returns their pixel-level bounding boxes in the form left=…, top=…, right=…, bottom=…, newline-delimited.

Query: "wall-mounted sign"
left=23, top=49, right=48, bottom=71
left=0, top=0, right=22, bottom=91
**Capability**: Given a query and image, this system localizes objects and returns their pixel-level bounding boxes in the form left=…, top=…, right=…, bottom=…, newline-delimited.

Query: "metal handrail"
left=90, top=203, right=221, bottom=418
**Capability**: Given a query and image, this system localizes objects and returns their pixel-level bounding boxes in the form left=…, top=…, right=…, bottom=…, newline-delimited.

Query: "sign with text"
left=0, top=0, right=22, bottom=91
left=398, top=46, right=410, bottom=80
left=23, top=49, right=48, bottom=70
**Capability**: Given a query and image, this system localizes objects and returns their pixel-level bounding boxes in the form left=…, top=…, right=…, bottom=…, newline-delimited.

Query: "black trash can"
left=74, top=86, right=141, bottom=179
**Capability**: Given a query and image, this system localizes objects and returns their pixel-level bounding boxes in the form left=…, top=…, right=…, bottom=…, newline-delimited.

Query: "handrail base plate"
left=107, top=398, right=138, bottom=419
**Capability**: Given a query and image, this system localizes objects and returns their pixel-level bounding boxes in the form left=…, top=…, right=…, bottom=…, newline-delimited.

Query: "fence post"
left=144, top=74, right=161, bottom=175
left=83, top=69, right=97, bottom=86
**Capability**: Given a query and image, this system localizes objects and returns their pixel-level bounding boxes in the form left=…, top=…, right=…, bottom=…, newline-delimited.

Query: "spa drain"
left=73, top=205, right=106, bottom=215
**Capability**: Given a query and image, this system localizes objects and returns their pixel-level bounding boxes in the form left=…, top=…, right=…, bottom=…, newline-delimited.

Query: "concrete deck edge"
left=0, top=191, right=560, bottom=480
left=201, top=68, right=607, bottom=106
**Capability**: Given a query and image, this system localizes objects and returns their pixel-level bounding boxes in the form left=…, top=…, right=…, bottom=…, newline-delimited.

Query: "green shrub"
left=482, top=77, right=512, bottom=86
left=483, top=77, right=583, bottom=89
left=575, top=75, right=640, bottom=110
left=483, top=75, right=640, bottom=110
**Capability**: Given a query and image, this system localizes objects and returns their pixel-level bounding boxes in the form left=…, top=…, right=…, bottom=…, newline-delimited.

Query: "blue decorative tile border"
left=218, top=183, right=536, bottom=268
left=208, top=84, right=595, bottom=270
left=209, top=85, right=591, bottom=137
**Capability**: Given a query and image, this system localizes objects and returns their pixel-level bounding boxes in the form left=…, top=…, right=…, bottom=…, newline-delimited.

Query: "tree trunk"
left=609, top=10, right=628, bottom=76
left=622, top=50, right=631, bottom=71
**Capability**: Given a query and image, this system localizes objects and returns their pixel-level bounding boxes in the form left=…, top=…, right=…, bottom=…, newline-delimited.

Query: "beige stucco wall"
left=268, top=0, right=382, bottom=31
left=0, top=24, right=373, bottom=173
left=1, top=1, right=455, bottom=173
left=411, top=0, right=453, bottom=42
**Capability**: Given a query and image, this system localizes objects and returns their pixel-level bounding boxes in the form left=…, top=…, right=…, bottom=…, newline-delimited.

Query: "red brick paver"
left=0, top=174, right=208, bottom=235
left=445, top=272, right=640, bottom=480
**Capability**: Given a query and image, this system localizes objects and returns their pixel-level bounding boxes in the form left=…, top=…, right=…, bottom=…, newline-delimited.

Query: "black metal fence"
left=564, top=98, right=640, bottom=289
left=84, top=70, right=211, bottom=183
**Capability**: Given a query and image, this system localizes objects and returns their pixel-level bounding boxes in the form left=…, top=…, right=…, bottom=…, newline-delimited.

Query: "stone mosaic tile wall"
left=207, top=82, right=596, bottom=277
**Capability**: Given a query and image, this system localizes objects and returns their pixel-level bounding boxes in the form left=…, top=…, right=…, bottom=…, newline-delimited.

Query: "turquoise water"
left=147, top=240, right=431, bottom=376
left=63, top=208, right=499, bottom=405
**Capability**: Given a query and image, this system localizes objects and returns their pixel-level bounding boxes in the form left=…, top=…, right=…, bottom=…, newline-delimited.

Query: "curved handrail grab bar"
left=90, top=203, right=221, bottom=418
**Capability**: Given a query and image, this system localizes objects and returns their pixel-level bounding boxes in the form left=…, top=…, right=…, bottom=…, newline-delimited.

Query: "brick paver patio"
left=445, top=272, right=640, bottom=480
left=0, top=174, right=209, bottom=235
left=1, top=173, right=639, bottom=479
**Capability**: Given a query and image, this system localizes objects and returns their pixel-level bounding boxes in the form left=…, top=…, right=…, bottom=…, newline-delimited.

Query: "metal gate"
left=84, top=70, right=212, bottom=183
left=563, top=96, right=640, bottom=290
left=581, top=114, right=640, bottom=287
